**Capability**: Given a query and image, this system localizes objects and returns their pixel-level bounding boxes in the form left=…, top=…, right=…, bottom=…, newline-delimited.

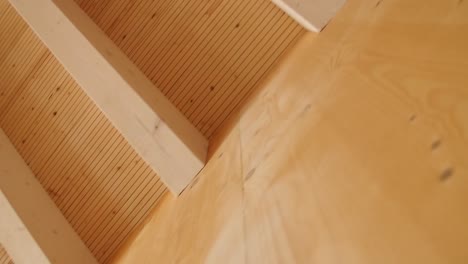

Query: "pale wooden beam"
left=7, top=0, right=208, bottom=194
left=272, top=0, right=347, bottom=32
left=0, top=129, right=98, bottom=264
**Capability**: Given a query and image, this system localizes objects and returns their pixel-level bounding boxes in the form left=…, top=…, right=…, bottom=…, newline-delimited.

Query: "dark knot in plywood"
left=440, top=167, right=454, bottom=182
left=431, top=139, right=442, bottom=151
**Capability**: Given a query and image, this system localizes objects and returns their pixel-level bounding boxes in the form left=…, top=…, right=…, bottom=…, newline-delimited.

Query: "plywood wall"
left=113, top=0, right=468, bottom=263
left=0, top=245, right=13, bottom=264
left=0, top=2, right=167, bottom=262
left=74, top=0, right=305, bottom=138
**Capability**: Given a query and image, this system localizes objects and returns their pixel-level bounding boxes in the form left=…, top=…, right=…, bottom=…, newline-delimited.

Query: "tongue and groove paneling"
left=0, top=245, right=13, bottom=264
left=74, top=0, right=305, bottom=138
left=0, top=2, right=167, bottom=262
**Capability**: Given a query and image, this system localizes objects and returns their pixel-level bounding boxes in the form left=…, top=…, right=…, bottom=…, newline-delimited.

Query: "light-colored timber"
left=7, top=0, right=208, bottom=195
left=0, top=2, right=168, bottom=262
left=0, top=129, right=98, bottom=264
left=271, top=0, right=347, bottom=31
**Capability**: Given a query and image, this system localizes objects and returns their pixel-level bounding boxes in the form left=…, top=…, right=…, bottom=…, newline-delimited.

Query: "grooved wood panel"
left=0, top=245, right=13, bottom=264
left=74, top=0, right=305, bottom=138
left=0, top=2, right=167, bottom=263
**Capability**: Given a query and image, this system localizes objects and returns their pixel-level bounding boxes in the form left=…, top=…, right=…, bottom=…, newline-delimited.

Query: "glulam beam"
left=0, top=129, right=98, bottom=264
left=7, top=0, right=208, bottom=194
left=271, top=0, right=347, bottom=32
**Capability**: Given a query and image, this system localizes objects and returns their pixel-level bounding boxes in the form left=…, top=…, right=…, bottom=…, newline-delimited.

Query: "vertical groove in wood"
left=74, top=0, right=305, bottom=138
left=0, top=2, right=167, bottom=263
left=0, top=245, right=13, bottom=264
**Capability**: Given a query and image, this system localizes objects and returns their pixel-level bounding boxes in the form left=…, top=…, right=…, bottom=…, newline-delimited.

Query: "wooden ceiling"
left=0, top=2, right=166, bottom=262
left=74, top=0, right=305, bottom=138
left=0, top=0, right=303, bottom=262
left=0, top=244, right=13, bottom=264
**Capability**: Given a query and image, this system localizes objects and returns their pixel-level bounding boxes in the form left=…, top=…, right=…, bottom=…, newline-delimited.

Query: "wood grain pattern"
left=0, top=2, right=167, bottom=263
left=113, top=0, right=468, bottom=263
left=0, top=245, right=13, bottom=264
left=113, top=112, right=245, bottom=264
left=8, top=0, right=208, bottom=194
left=0, top=128, right=97, bottom=264
left=73, top=0, right=305, bottom=138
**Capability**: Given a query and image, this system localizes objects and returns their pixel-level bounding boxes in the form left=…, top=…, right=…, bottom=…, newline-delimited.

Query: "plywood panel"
left=74, top=0, right=305, bottom=138
left=113, top=115, right=245, bottom=264
left=113, top=0, right=468, bottom=263
left=0, top=2, right=167, bottom=263
left=0, top=245, right=13, bottom=264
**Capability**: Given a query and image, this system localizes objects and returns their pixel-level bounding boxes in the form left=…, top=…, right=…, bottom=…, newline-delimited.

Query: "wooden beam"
left=0, top=129, right=98, bottom=264
left=271, top=0, right=347, bottom=32
left=7, top=0, right=208, bottom=194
